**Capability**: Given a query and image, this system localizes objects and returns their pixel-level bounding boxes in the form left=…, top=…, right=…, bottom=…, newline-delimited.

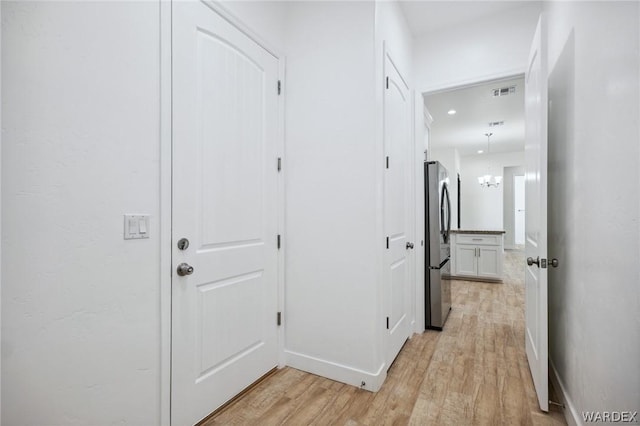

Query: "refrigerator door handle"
left=430, top=257, right=450, bottom=270
left=440, top=182, right=452, bottom=243
left=445, top=184, right=451, bottom=237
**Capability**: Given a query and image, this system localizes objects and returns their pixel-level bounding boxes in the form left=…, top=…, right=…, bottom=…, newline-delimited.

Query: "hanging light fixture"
left=478, top=132, right=503, bottom=188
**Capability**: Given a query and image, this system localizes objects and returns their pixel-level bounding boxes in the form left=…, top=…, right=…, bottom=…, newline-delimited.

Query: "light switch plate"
left=124, top=215, right=150, bottom=240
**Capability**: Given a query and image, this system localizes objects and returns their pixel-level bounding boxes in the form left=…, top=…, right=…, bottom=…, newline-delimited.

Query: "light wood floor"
left=203, top=250, right=566, bottom=426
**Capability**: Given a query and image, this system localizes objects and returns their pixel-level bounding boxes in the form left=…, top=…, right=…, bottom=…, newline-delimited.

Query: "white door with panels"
left=171, top=2, right=280, bottom=425
left=524, top=16, right=550, bottom=412
left=384, top=50, right=412, bottom=367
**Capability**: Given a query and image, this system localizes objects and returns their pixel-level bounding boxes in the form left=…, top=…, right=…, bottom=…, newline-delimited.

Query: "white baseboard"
left=284, top=350, right=387, bottom=392
left=550, top=360, right=583, bottom=426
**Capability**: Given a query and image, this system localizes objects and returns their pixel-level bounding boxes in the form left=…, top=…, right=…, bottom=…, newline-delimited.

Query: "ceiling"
left=424, top=76, right=525, bottom=157
left=399, top=1, right=538, bottom=37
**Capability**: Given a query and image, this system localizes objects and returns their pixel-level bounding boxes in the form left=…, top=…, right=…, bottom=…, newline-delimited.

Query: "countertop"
left=449, top=229, right=505, bottom=235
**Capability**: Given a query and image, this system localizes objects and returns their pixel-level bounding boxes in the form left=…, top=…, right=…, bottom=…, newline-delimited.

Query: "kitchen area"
left=423, top=76, right=525, bottom=331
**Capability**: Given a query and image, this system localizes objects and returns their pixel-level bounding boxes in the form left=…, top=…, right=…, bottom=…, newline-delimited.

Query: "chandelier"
left=478, top=132, right=502, bottom=188
left=478, top=174, right=502, bottom=188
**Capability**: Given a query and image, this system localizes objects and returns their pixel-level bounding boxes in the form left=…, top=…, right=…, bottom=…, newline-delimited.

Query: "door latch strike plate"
left=277, top=312, right=282, bottom=326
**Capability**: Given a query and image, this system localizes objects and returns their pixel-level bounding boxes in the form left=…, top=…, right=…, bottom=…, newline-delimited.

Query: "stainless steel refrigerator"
left=425, top=161, right=452, bottom=330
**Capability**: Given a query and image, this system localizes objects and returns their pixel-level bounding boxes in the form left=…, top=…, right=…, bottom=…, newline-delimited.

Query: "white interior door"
left=514, top=175, right=526, bottom=245
left=524, top=16, right=549, bottom=412
left=171, top=2, right=280, bottom=425
left=384, top=50, right=411, bottom=367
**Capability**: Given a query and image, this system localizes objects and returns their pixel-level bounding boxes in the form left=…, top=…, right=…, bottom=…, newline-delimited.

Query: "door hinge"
left=277, top=157, right=282, bottom=172
left=277, top=80, right=282, bottom=95
left=277, top=312, right=282, bottom=326
left=386, top=317, right=389, bottom=329
left=277, top=234, right=281, bottom=249
left=386, top=236, right=389, bottom=249
left=386, top=156, right=389, bottom=169
left=385, top=76, right=389, bottom=89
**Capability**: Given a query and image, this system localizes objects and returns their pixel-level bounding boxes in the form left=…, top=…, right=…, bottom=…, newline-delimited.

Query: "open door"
left=524, top=16, right=549, bottom=412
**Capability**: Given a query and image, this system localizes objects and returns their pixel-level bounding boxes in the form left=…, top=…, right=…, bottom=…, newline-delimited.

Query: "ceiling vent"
left=488, top=121, right=505, bottom=127
left=492, top=86, right=516, bottom=97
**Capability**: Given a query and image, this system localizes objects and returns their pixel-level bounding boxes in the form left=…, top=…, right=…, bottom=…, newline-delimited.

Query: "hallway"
left=204, top=250, right=566, bottom=425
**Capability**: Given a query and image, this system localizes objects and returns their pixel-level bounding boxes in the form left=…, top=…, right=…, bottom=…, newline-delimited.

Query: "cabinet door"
left=455, top=246, right=477, bottom=277
left=477, top=246, right=500, bottom=279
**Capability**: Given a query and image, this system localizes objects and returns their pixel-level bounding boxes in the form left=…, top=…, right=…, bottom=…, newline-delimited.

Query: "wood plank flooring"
left=203, top=250, right=566, bottom=426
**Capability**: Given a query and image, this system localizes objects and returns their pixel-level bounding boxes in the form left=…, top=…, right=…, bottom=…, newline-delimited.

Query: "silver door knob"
left=550, top=258, right=559, bottom=268
left=177, top=263, right=194, bottom=276
left=406, top=242, right=414, bottom=249
left=527, top=256, right=540, bottom=267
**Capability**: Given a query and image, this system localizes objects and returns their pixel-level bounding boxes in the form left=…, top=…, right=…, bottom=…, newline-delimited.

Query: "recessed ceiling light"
left=447, top=109, right=456, bottom=115
left=478, top=150, right=484, bottom=154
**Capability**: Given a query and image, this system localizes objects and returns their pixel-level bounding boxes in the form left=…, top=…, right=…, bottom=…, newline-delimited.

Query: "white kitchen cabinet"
left=455, top=245, right=477, bottom=276
left=451, top=232, right=504, bottom=281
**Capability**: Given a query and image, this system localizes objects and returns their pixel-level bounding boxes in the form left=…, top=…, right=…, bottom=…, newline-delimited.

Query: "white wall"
left=429, top=147, right=460, bottom=229
left=2, top=2, right=161, bottom=424
left=459, top=151, right=524, bottom=230
left=545, top=2, right=640, bottom=423
left=283, top=1, right=382, bottom=387
left=413, top=2, right=541, bottom=92
left=283, top=0, right=415, bottom=389
left=376, top=1, right=413, bottom=84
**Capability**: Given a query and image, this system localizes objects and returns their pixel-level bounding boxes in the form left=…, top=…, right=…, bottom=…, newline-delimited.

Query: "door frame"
left=414, top=105, right=432, bottom=333
left=416, top=72, right=525, bottom=335
left=503, top=166, right=526, bottom=249
left=159, top=1, right=286, bottom=424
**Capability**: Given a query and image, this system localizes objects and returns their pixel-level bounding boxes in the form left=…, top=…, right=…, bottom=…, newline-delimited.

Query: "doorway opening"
left=422, top=75, right=525, bottom=238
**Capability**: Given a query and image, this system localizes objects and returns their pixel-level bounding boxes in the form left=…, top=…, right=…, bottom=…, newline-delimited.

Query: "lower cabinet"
left=452, top=233, right=503, bottom=281
left=455, top=246, right=478, bottom=276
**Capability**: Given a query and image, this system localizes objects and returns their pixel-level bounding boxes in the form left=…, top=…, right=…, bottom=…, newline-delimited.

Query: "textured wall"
left=2, top=2, right=161, bottom=424
left=546, top=1, right=640, bottom=421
